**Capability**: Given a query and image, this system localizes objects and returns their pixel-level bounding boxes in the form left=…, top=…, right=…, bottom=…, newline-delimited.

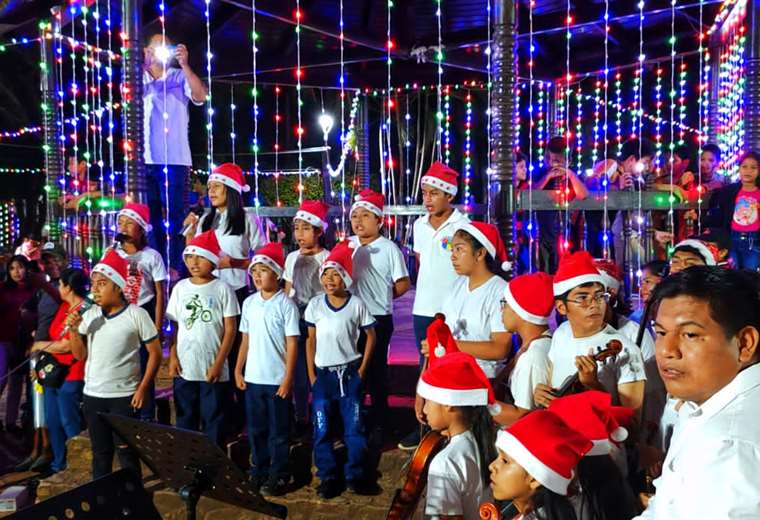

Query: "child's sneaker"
left=346, top=478, right=381, bottom=496
left=261, top=477, right=289, bottom=497
left=316, top=478, right=342, bottom=499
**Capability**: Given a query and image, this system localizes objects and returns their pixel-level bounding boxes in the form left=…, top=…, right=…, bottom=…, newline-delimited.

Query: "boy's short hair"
left=547, top=136, right=566, bottom=155
left=620, top=138, right=655, bottom=161
left=701, top=143, right=721, bottom=160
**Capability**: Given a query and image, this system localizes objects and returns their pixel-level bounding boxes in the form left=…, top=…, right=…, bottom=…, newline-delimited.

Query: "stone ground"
left=0, top=291, right=424, bottom=518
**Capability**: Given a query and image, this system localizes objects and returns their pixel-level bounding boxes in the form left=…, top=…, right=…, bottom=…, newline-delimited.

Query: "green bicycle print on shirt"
left=185, top=294, right=213, bottom=329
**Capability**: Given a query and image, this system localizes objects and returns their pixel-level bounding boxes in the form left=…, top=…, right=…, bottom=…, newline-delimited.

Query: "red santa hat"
left=208, top=162, right=250, bottom=194
left=553, top=251, right=605, bottom=296
left=456, top=221, right=512, bottom=272
left=183, top=229, right=222, bottom=266
left=319, top=241, right=354, bottom=287
left=548, top=391, right=634, bottom=457
left=117, top=202, right=152, bottom=233
left=593, top=258, right=622, bottom=293
left=426, top=313, right=459, bottom=366
left=417, top=352, right=501, bottom=416
left=350, top=189, right=384, bottom=218
left=495, top=411, right=593, bottom=496
left=673, top=238, right=718, bottom=266
left=421, top=161, right=459, bottom=196
left=92, top=249, right=128, bottom=289
left=294, top=200, right=330, bottom=230
left=250, top=242, right=286, bottom=279
left=503, top=272, right=555, bottom=325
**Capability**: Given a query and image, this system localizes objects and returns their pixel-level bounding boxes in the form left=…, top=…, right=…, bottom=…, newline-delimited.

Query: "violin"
left=386, top=430, right=447, bottom=520
left=555, top=339, right=623, bottom=398
left=479, top=502, right=519, bottom=519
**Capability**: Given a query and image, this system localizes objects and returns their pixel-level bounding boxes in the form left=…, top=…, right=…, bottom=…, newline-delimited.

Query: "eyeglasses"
left=565, top=292, right=610, bottom=308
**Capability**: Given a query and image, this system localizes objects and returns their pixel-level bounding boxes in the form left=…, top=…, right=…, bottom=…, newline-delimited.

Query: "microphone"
left=180, top=206, right=205, bottom=237
left=59, top=297, right=96, bottom=339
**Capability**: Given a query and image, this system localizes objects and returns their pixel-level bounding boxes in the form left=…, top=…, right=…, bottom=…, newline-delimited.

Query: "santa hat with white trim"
left=294, top=200, right=329, bottom=230
left=117, top=202, right=152, bottom=233
left=421, top=161, right=459, bottom=196
left=350, top=189, right=384, bottom=218
left=92, top=249, right=128, bottom=289
left=183, top=229, right=222, bottom=266
left=495, top=411, right=593, bottom=496
left=250, top=242, right=286, bottom=279
left=673, top=238, right=718, bottom=266
left=553, top=251, right=605, bottom=296
left=208, top=162, right=251, bottom=194
left=417, top=351, right=501, bottom=416
left=319, top=241, right=354, bottom=287
left=548, top=391, right=634, bottom=457
left=593, top=258, right=622, bottom=293
left=503, top=272, right=555, bottom=326
left=456, top=221, right=512, bottom=272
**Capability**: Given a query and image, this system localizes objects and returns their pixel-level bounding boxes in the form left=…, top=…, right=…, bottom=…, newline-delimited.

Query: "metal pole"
left=121, top=0, right=147, bottom=202
left=490, top=0, right=516, bottom=274
left=357, top=97, right=371, bottom=189
left=40, top=17, right=64, bottom=241
left=746, top=0, right=760, bottom=152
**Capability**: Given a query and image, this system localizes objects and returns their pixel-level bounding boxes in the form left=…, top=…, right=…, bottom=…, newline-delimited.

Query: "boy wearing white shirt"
left=67, top=250, right=162, bottom=480
left=305, top=242, right=377, bottom=499
left=349, top=189, right=410, bottom=428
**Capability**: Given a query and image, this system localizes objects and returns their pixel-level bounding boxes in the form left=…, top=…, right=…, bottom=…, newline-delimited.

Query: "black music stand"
left=101, top=413, right=287, bottom=520
left=6, top=468, right=160, bottom=519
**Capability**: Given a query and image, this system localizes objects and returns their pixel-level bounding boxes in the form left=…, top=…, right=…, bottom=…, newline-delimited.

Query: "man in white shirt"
left=636, top=266, right=760, bottom=519
left=143, top=33, right=207, bottom=273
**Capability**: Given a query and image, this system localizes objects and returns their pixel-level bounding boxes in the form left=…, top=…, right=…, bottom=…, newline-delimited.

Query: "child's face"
left=450, top=233, right=485, bottom=276
left=91, top=272, right=123, bottom=307
left=739, top=158, right=759, bottom=186
left=250, top=264, right=279, bottom=292
left=555, top=283, right=607, bottom=336
left=501, top=302, right=521, bottom=333
left=422, top=400, right=447, bottom=431
left=117, top=215, right=144, bottom=241
left=421, top=185, right=453, bottom=216
left=669, top=250, right=705, bottom=274
left=320, top=268, right=346, bottom=295
left=700, top=150, right=718, bottom=178
left=207, top=181, right=228, bottom=208
left=489, top=448, right=538, bottom=502
left=350, top=208, right=381, bottom=239
left=184, top=254, right=215, bottom=278
left=293, top=219, right=321, bottom=250
left=640, top=271, right=662, bottom=302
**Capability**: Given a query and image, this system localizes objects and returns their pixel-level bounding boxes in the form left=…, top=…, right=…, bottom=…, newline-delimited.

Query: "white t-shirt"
left=548, top=322, right=647, bottom=404
left=283, top=249, right=330, bottom=307
left=143, top=68, right=204, bottom=166
left=116, top=246, right=167, bottom=307
left=79, top=304, right=159, bottom=398
left=304, top=294, right=376, bottom=368
left=349, top=235, right=409, bottom=316
left=425, top=430, right=491, bottom=519
left=165, top=278, right=240, bottom=382
left=196, top=208, right=266, bottom=290
left=508, top=335, right=552, bottom=410
left=440, top=275, right=509, bottom=378
left=412, top=209, right=469, bottom=317
left=239, top=290, right=301, bottom=385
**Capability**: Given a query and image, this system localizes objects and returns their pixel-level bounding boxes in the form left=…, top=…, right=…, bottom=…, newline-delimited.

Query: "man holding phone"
left=143, top=33, right=208, bottom=277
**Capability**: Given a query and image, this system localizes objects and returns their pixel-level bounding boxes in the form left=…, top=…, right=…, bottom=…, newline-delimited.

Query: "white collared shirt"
left=635, top=363, right=760, bottom=519
left=412, top=209, right=469, bottom=317
left=349, top=235, right=409, bottom=316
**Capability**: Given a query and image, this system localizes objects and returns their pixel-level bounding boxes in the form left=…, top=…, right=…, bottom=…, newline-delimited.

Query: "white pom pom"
left=347, top=239, right=358, bottom=249
left=354, top=194, right=362, bottom=202
left=501, top=261, right=513, bottom=272
left=610, top=426, right=628, bottom=443
left=434, top=345, right=446, bottom=358
left=488, top=403, right=502, bottom=416
left=242, top=184, right=251, bottom=192
left=146, top=224, right=153, bottom=233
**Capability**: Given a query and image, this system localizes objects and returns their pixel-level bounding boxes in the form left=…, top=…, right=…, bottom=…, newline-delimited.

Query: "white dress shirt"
left=635, top=362, right=760, bottom=519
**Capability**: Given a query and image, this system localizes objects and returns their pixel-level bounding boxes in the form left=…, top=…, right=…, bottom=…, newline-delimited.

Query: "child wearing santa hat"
left=283, top=200, right=331, bottom=432
left=488, top=410, right=593, bottom=520
left=349, top=189, right=410, bottom=429
left=66, top=250, right=162, bottom=480
left=416, top=352, right=498, bottom=518
left=491, top=272, right=554, bottom=427
left=399, top=162, right=469, bottom=450
left=304, top=241, right=377, bottom=499
left=534, top=251, right=646, bottom=421
left=114, top=201, right=167, bottom=421
left=166, top=230, right=241, bottom=447
left=234, top=242, right=301, bottom=496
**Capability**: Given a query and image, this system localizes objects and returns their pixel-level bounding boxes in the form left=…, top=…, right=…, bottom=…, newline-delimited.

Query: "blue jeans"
left=145, top=164, right=187, bottom=272
left=413, top=315, right=436, bottom=369
left=44, top=380, right=84, bottom=472
left=731, top=231, right=760, bottom=271
left=173, top=377, right=228, bottom=447
left=245, top=383, right=291, bottom=480
left=312, top=364, right=366, bottom=481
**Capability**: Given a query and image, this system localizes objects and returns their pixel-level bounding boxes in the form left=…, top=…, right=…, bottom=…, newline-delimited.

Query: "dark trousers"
left=173, top=377, right=227, bottom=447
left=412, top=315, right=436, bottom=369
left=45, top=380, right=85, bottom=472
left=145, top=164, right=188, bottom=272
left=312, top=364, right=366, bottom=481
left=731, top=231, right=760, bottom=271
left=358, top=315, right=393, bottom=427
left=245, top=383, right=291, bottom=480
left=292, top=317, right=311, bottom=424
left=82, top=395, right=141, bottom=480
left=226, top=287, right=251, bottom=436
left=139, top=300, right=157, bottom=422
